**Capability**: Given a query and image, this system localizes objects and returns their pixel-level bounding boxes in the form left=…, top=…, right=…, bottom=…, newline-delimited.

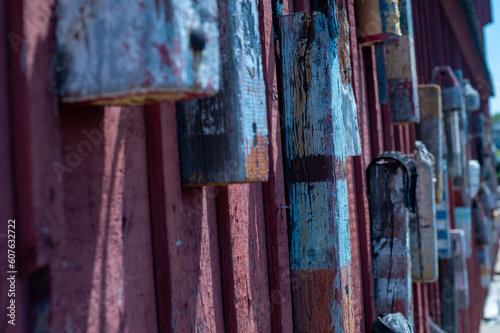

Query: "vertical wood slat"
left=451, top=230, right=469, bottom=310
left=145, top=103, right=225, bottom=332
left=56, top=0, right=220, bottom=104
left=410, top=142, right=438, bottom=282
left=368, top=161, right=413, bottom=321
left=257, top=0, right=294, bottom=331
left=386, top=0, right=420, bottom=124
left=279, top=11, right=355, bottom=332
left=177, top=0, right=268, bottom=186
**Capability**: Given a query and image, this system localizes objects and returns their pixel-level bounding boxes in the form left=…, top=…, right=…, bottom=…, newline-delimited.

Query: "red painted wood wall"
left=0, top=0, right=494, bottom=332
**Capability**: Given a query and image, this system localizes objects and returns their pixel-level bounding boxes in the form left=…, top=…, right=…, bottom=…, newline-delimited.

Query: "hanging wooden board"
left=279, top=11, right=356, bottom=332
left=436, top=165, right=451, bottom=259
left=176, top=0, right=268, bottom=186
left=438, top=255, right=458, bottom=333
left=355, top=0, right=401, bottom=46
left=450, top=230, right=469, bottom=309
left=410, top=142, right=438, bottom=282
left=367, top=152, right=416, bottom=322
left=477, top=245, right=492, bottom=288
left=416, top=84, right=443, bottom=203
left=454, top=207, right=472, bottom=258
left=56, top=0, right=220, bottom=104
left=386, top=0, right=420, bottom=124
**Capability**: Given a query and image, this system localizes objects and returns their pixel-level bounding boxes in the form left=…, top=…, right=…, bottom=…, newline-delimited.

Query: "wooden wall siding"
left=145, top=103, right=225, bottom=332
left=416, top=85, right=444, bottom=203
left=368, top=161, right=413, bottom=321
left=53, top=106, right=158, bottom=332
left=451, top=230, right=470, bottom=310
left=55, top=0, right=220, bottom=104
left=258, top=0, right=294, bottom=331
left=410, top=142, right=439, bottom=282
left=354, top=0, right=401, bottom=46
left=177, top=0, right=268, bottom=186
left=279, top=11, right=355, bottom=332
left=386, top=0, right=420, bottom=124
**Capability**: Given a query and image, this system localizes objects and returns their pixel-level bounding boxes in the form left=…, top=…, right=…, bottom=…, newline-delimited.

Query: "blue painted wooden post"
left=410, top=142, right=438, bottom=282
left=367, top=152, right=416, bottom=323
left=386, top=0, right=420, bottom=124
left=450, top=230, right=469, bottom=309
left=432, top=67, right=463, bottom=179
left=416, top=85, right=443, bottom=203
left=176, top=0, right=269, bottom=186
left=56, top=0, right=220, bottom=104
left=355, top=0, right=401, bottom=46
left=279, top=9, right=361, bottom=331
left=436, top=165, right=451, bottom=259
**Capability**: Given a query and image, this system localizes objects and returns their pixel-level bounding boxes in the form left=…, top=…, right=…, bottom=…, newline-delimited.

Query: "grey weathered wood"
left=56, top=0, right=219, bottom=104
left=177, top=0, right=268, bottom=186
left=410, top=142, right=438, bottom=282
left=368, top=161, right=413, bottom=321
left=438, top=255, right=458, bottom=333
left=450, top=230, right=469, bottom=309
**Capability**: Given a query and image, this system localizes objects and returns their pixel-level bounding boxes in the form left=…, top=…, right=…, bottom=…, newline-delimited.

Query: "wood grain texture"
left=258, top=0, right=294, bottom=331
left=410, top=142, right=438, bottom=282
left=177, top=0, right=268, bottom=186
left=56, top=0, right=219, bottom=104
left=279, top=11, right=354, bottom=332
left=450, top=230, right=469, bottom=310
left=416, top=85, right=444, bottom=203
left=368, top=162, right=413, bottom=321
left=355, top=0, right=402, bottom=45
left=216, top=184, right=272, bottom=332
left=145, top=103, right=225, bottom=333
left=386, top=0, right=420, bottom=124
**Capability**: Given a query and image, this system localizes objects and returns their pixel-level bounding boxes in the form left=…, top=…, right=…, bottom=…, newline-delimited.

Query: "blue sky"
left=485, top=1, right=500, bottom=114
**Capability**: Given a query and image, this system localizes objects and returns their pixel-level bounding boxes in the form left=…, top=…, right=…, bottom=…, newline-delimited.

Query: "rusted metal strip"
left=355, top=0, right=402, bottom=46
left=56, top=0, right=220, bottom=104
left=416, top=85, right=443, bottom=203
left=177, top=0, right=269, bottom=186
left=279, top=11, right=355, bottom=331
left=410, top=142, right=438, bottom=282
left=386, top=0, right=420, bottom=124
left=367, top=152, right=416, bottom=322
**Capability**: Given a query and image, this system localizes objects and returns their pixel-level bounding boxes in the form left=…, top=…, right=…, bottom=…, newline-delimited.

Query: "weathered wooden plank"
left=438, top=256, right=458, bottom=333
left=386, top=0, right=420, bottom=124
left=355, top=0, right=401, bottom=46
left=416, top=85, right=444, bottom=203
left=410, top=142, right=438, bottom=282
left=468, top=160, right=481, bottom=198
left=450, top=230, right=469, bottom=310
left=431, top=67, right=462, bottom=179
left=216, top=184, right=272, bottom=332
left=477, top=245, right=491, bottom=289
left=367, top=154, right=415, bottom=322
left=145, top=103, right=225, bottom=332
left=453, top=207, right=472, bottom=258
left=177, top=0, right=268, bottom=186
left=436, top=165, right=452, bottom=259
left=375, top=43, right=388, bottom=104
left=56, top=0, right=219, bottom=104
left=279, top=11, right=355, bottom=332
left=258, top=0, right=294, bottom=331
left=52, top=106, right=158, bottom=332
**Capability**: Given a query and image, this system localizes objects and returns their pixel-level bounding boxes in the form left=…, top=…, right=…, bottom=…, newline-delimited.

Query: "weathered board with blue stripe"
left=416, top=85, right=443, bottom=203
left=450, top=230, right=469, bottom=309
left=367, top=154, right=415, bottom=322
left=386, top=0, right=420, bottom=124
left=355, top=0, right=401, bottom=45
left=432, top=67, right=463, bottom=179
left=410, top=142, right=438, bottom=282
left=454, top=70, right=471, bottom=205
left=56, top=0, right=220, bottom=104
left=454, top=207, right=472, bottom=258
left=436, top=165, right=451, bottom=259
left=279, top=11, right=355, bottom=332
left=176, top=0, right=268, bottom=186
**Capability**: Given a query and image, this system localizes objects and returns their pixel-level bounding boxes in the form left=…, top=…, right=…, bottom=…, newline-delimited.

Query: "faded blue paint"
left=56, top=0, right=220, bottom=103
left=375, top=43, right=388, bottom=104
left=454, top=207, right=472, bottom=258
left=436, top=166, right=451, bottom=259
